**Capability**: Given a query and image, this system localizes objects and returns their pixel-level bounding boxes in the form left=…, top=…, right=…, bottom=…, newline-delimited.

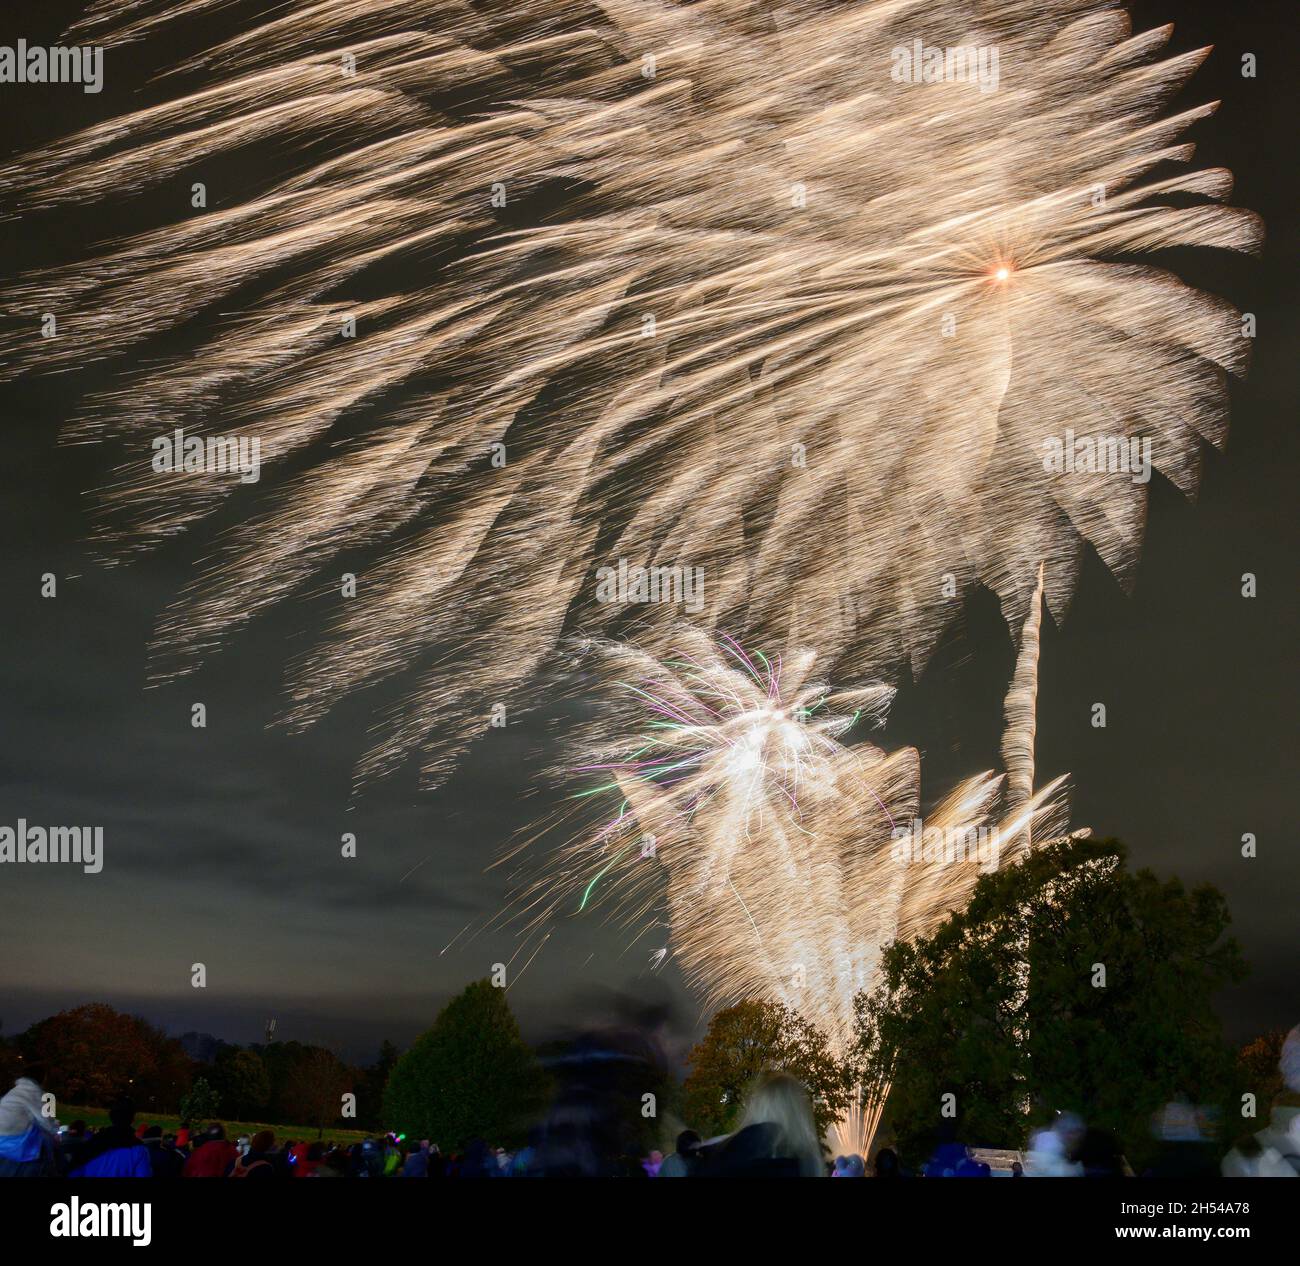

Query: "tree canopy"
left=356, top=1040, right=400, bottom=1130
left=853, top=837, right=1246, bottom=1167
left=278, top=1046, right=356, bottom=1138
left=682, top=999, right=848, bottom=1138
left=7, top=1005, right=379, bottom=1131
left=383, top=980, right=548, bottom=1147
left=211, top=1048, right=270, bottom=1121
left=19, top=1002, right=193, bottom=1112
left=178, top=1076, right=220, bottom=1125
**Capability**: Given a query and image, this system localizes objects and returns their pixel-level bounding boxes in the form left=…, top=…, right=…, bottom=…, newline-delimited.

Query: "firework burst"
left=499, top=615, right=1070, bottom=1083
left=498, top=578, right=1067, bottom=1150
left=0, top=1, right=1260, bottom=789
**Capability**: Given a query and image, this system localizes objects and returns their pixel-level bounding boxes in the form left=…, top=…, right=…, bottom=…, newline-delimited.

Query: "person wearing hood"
left=382, top=1136, right=403, bottom=1176
left=356, top=1138, right=385, bottom=1178
left=182, top=1123, right=238, bottom=1177
left=0, top=1077, right=61, bottom=1177
left=401, top=1140, right=429, bottom=1177
left=658, top=1130, right=701, bottom=1178
left=288, top=1140, right=317, bottom=1177
left=68, top=1098, right=151, bottom=1178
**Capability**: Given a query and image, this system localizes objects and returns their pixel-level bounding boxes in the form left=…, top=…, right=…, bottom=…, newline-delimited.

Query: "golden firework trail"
left=495, top=622, right=1071, bottom=1150
left=0, top=0, right=1259, bottom=789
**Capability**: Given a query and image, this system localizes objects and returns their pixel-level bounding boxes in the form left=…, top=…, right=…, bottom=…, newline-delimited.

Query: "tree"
left=383, top=980, right=548, bottom=1147
left=1237, top=1031, right=1287, bottom=1109
left=255, top=1040, right=319, bottom=1122
left=356, top=1040, right=400, bottom=1131
left=20, top=1003, right=184, bottom=1109
left=212, top=1049, right=270, bottom=1121
left=0, top=1036, right=19, bottom=1092
left=682, top=1000, right=849, bottom=1138
left=278, top=1047, right=355, bottom=1139
left=853, top=837, right=1246, bottom=1168
left=133, top=1037, right=195, bottom=1115
left=177, top=1032, right=223, bottom=1063
left=179, top=1076, right=220, bottom=1126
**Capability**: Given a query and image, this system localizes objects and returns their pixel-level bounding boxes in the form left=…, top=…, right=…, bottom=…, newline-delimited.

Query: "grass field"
left=63, top=1106, right=373, bottom=1145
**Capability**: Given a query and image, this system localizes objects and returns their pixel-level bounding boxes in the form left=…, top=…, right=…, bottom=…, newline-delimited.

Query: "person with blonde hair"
left=703, top=1072, right=826, bottom=1177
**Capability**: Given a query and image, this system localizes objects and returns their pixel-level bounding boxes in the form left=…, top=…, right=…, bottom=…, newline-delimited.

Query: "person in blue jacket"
left=68, top=1098, right=151, bottom=1178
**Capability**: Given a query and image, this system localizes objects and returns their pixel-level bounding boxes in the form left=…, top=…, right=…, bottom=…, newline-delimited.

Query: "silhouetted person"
left=1079, top=1127, right=1127, bottom=1177
left=68, top=1098, right=150, bottom=1178
left=699, top=1073, right=825, bottom=1177
left=659, top=1130, right=701, bottom=1177
left=142, top=1125, right=184, bottom=1178
left=873, top=1147, right=902, bottom=1178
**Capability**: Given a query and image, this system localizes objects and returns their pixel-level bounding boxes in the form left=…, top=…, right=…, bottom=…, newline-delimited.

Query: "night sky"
left=1, top=0, right=1295, bottom=1066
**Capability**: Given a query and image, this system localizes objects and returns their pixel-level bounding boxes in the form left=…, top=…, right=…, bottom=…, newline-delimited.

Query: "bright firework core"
left=577, top=636, right=882, bottom=835
left=722, top=706, right=820, bottom=798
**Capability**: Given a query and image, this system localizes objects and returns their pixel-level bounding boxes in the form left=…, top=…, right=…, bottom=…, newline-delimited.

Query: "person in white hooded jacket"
left=0, top=1077, right=60, bottom=1177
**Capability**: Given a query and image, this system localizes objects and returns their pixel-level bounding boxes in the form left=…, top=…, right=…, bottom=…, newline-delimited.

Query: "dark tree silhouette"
left=20, top=1003, right=193, bottom=1111
left=383, top=980, right=548, bottom=1148
left=212, top=1048, right=271, bottom=1121
left=853, top=837, right=1245, bottom=1168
